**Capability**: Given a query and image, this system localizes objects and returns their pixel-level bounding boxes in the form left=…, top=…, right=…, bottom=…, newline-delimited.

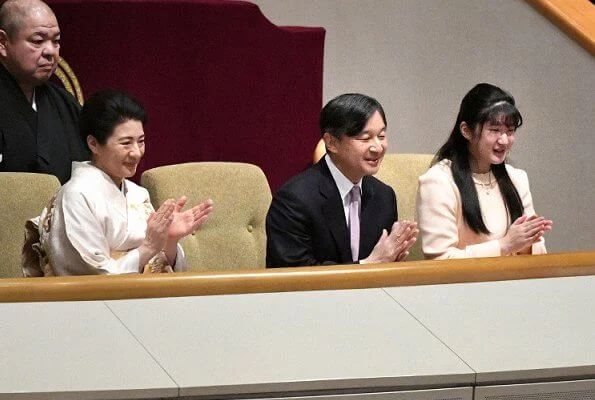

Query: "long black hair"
left=433, top=83, right=523, bottom=234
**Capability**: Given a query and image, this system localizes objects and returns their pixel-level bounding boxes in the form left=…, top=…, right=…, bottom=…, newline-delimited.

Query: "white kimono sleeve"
left=61, top=191, right=141, bottom=274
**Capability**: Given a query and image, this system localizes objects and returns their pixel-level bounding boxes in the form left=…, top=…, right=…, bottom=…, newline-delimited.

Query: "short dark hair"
left=79, top=90, right=147, bottom=148
left=434, top=83, right=523, bottom=234
left=320, top=93, right=386, bottom=138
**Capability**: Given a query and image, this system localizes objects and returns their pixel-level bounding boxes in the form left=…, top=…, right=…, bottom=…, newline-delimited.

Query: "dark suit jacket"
left=0, top=63, right=89, bottom=184
left=266, top=159, right=398, bottom=267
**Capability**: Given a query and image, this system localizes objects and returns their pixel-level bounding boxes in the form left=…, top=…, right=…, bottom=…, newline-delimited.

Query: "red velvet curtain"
left=47, top=0, right=325, bottom=191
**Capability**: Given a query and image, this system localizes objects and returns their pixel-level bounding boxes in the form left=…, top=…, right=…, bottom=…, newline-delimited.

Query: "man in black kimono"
left=0, top=0, right=88, bottom=184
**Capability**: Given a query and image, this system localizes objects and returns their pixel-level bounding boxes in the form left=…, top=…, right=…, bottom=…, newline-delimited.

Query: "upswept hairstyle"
left=433, top=83, right=524, bottom=234
left=79, top=90, right=147, bottom=149
left=320, top=93, right=386, bottom=138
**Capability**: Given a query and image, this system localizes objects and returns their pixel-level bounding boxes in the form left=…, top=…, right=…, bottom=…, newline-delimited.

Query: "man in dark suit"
left=0, top=0, right=88, bottom=184
left=266, top=93, right=417, bottom=267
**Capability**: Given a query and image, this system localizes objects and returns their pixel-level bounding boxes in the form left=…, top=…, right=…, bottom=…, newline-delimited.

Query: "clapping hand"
left=167, top=196, right=214, bottom=240
left=361, top=220, right=419, bottom=264
left=499, top=214, right=553, bottom=255
left=138, top=200, right=175, bottom=270
left=144, top=200, right=174, bottom=252
left=394, top=220, right=419, bottom=261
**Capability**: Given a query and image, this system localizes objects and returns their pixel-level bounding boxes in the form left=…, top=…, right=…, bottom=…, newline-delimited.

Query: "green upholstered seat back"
left=0, top=173, right=60, bottom=278
left=375, top=154, right=434, bottom=261
left=141, top=162, right=272, bottom=271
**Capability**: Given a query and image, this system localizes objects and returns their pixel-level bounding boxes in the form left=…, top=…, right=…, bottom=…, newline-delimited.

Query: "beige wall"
left=250, top=0, right=595, bottom=253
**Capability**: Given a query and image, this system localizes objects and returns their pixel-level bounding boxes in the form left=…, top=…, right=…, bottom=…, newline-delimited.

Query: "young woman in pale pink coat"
left=416, top=83, right=552, bottom=260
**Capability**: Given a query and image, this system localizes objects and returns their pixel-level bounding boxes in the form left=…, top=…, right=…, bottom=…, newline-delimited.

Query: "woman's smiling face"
left=89, top=119, right=145, bottom=186
left=464, top=115, right=517, bottom=173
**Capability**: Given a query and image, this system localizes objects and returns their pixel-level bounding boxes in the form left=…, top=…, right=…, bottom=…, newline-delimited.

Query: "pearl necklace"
left=472, top=171, right=495, bottom=195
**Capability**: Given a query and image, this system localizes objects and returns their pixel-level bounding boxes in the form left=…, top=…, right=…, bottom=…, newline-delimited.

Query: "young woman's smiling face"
left=464, top=115, right=516, bottom=173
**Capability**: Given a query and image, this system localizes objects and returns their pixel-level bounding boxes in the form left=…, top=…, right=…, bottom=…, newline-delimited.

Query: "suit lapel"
left=318, top=161, right=352, bottom=263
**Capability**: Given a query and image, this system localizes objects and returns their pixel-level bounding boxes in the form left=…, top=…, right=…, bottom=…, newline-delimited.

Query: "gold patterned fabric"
left=54, top=57, right=84, bottom=105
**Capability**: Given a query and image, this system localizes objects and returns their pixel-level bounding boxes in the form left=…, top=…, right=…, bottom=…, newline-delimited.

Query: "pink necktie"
left=349, top=186, right=361, bottom=262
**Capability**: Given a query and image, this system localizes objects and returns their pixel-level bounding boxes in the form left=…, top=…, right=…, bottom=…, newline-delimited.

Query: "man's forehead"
left=8, top=1, right=57, bottom=27
left=361, top=111, right=386, bottom=131
left=18, top=9, right=58, bottom=33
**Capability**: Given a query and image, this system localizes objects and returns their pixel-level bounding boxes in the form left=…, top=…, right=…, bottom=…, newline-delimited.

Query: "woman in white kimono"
left=40, top=90, right=213, bottom=275
left=415, top=83, right=552, bottom=260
